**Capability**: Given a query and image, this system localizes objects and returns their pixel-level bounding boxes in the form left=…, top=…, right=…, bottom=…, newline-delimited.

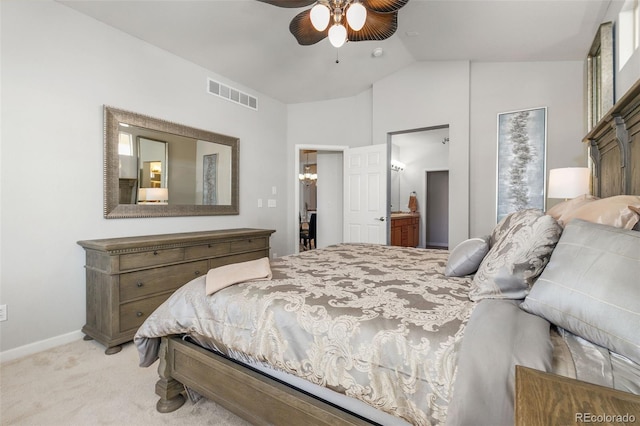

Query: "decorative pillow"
left=557, top=195, right=640, bottom=229
left=545, top=194, right=598, bottom=221
left=444, top=236, right=490, bottom=277
left=521, top=219, right=640, bottom=364
left=469, top=209, right=562, bottom=301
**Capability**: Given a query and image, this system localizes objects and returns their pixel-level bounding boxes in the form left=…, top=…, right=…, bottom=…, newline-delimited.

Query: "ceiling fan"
left=258, top=0, right=409, bottom=48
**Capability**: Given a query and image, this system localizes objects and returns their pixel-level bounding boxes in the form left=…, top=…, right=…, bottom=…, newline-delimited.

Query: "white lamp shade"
left=328, top=23, right=347, bottom=47
left=138, top=187, right=169, bottom=202
left=310, top=3, right=330, bottom=31
left=547, top=167, right=590, bottom=199
left=346, top=2, right=367, bottom=31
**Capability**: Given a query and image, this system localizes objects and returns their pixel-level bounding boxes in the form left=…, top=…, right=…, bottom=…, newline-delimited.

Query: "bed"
left=134, top=80, right=640, bottom=425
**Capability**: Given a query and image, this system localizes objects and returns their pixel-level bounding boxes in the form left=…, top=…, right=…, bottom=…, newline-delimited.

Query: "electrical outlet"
left=0, top=304, right=7, bottom=322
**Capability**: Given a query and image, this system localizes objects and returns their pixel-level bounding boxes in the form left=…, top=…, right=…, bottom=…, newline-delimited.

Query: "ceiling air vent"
left=207, top=78, right=258, bottom=111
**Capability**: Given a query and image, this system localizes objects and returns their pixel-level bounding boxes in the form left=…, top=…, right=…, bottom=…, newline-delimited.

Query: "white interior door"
left=343, top=144, right=388, bottom=244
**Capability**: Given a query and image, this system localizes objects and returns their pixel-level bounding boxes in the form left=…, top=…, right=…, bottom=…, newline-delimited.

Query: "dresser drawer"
left=119, top=260, right=207, bottom=302
left=119, top=294, right=167, bottom=332
left=210, top=251, right=268, bottom=269
left=120, top=248, right=184, bottom=270
left=184, top=242, right=231, bottom=260
left=230, top=237, right=268, bottom=253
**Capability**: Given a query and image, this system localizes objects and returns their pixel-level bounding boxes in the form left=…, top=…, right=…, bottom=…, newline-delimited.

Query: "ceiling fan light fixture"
left=310, top=3, right=330, bottom=31
left=328, top=23, right=347, bottom=48
left=346, top=1, right=367, bottom=31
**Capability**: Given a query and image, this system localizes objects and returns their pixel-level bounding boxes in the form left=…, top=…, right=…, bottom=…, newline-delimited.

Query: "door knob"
left=375, top=217, right=386, bottom=222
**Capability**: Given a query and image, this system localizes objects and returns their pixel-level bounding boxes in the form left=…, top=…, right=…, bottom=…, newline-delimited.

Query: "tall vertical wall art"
left=496, top=107, right=547, bottom=221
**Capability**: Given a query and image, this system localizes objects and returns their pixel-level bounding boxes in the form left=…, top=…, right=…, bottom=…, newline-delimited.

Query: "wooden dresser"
left=78, top=228, right=275, bottom=354
left=390, top=213, right=420, bottom=247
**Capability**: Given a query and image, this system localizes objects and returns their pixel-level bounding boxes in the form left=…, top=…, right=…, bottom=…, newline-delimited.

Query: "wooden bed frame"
left=155, top=336, right=375, bottom=425
left=152, top=78, right=640, bottom=425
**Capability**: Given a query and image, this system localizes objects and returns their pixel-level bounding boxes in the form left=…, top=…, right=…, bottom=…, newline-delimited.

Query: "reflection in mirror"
left=105, top=106, right=239, bottom=218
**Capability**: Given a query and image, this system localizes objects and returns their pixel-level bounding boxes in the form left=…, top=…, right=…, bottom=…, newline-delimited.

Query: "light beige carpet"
left=0, top=339, right=251, bottom=426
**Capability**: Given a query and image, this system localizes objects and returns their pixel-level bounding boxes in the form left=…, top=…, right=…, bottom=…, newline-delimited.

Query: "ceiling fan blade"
left=361, top=0, right=409, bottom=13
left=290, top=9, right=328, bottom=45
left=256, top=0, right=316, bottom=8
left=347, top=9, right=397, bottom=41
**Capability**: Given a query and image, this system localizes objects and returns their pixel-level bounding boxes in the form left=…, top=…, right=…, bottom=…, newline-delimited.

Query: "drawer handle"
left=194, top=271, right=201, bottom=276
left=208, top=244, right=212, bottom=248
left=136, top=311, right=144, bottom=317
left=136, top=282, right=144, bottom=288
left=153, top=251, right=159, bottom=255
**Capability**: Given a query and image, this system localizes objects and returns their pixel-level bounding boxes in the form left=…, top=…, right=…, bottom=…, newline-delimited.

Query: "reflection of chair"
left=299, top=213, right=309, bottom=250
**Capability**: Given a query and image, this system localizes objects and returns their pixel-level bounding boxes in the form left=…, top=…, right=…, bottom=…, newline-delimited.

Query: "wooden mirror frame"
left=104, top=106, right=239, bottom=218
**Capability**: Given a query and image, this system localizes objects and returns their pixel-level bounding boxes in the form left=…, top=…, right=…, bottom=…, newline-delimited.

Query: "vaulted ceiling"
left=59, top=0, right=618, bottom=104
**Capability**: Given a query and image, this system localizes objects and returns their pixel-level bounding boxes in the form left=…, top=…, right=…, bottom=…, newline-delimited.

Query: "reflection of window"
left=636, top=0, right=640, bottom=49
left=118, top=131, right=133, bottom=156
left=619, top=0, right=640, bottom=69
left=587, top=22, right=614, bottom=130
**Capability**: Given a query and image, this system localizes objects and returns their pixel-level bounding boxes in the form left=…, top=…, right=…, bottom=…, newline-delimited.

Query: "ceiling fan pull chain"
left=336, top=49, right=340, bottom=64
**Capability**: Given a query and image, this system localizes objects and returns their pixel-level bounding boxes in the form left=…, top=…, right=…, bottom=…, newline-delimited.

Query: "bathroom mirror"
left=104, top=106, right=239, bottom=218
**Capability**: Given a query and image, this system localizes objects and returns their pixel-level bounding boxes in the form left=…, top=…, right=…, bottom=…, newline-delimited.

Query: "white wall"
left=286, top=92, right=372, bottom=253
left=288, top=60, right=591, bottom=248
left=373, top=62, right=471, bottom=247
left=0, top=1, right=288, bottom=356
left=469, top=61, right=586, bottom=237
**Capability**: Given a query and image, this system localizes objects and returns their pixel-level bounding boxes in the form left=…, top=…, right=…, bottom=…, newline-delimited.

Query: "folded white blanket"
left=205, top=257, right=272, bottom=296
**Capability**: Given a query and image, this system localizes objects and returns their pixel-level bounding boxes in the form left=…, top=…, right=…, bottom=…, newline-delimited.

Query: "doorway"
left=425, top=170, right=449, bottom=248
left=388, top=126, right=450, bottom=248
left=294, top=145, right=347, bottom=254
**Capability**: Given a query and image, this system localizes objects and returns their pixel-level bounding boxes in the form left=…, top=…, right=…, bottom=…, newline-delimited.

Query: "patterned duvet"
left=135, top=244, right=476, bottom=425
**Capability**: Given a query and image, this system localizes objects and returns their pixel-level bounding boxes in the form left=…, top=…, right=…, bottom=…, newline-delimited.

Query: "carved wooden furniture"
left=515, top=366, right=640, bottom=426
left=78, top=228, right=274, bottom=354
left=584, top=78, right=640, bottom=197
left=390, top=212, right=420, bottom=247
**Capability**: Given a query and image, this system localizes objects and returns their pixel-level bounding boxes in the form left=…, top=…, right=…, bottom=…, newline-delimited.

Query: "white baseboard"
left=0, top=330, right=83, bottom=363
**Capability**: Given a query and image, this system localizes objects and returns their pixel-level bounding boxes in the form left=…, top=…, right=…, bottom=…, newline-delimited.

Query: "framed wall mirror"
left=104, top=106, right=239, bottom=218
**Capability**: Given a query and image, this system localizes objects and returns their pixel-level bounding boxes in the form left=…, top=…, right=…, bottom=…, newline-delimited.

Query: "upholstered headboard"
left=584, top=79, right=640, bottom=197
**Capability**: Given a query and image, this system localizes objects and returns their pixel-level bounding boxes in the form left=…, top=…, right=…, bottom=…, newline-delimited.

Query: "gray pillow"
left=469, top=209, right=562, bottom=301
left=521, top=219, right=640, bottom=364
left=445, top=236, right=490, bottom=277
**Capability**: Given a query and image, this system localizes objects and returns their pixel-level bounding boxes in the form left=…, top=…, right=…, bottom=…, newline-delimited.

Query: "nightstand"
left=515, top=365, right=640, bottom=425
